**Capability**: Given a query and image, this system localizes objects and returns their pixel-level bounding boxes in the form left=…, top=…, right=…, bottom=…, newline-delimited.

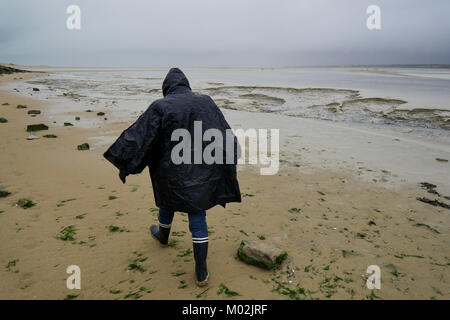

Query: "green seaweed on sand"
left=149, top=207, right=159, bottom=213
left=356, top=232, right=367, bottom=239
left=239, top=229, right=248, bottom=236
left=108, top=225, right=128, bottom=233
left=57, top=198, right=76, bottom=207
left=57, top=225, right=77, bottom=241
left=109, top=289, right=122, bottom=294
left=172, top=231, right=186, bottom=237
left=366, top=290, right=382, bottom=300
left=196, top=288, right=210, bottom=298
left=217, top=283, right=240, bottom=297
left=127, top=251, right=147, bottom=272
left=17, top=198, right=35, bottom=209
left=177, top=248, right=192, bottom=257
left=127, top=263, right=145, bottom=272
left=272, top=279, right=306, bottom=300
left=123, top=291, right=142, bottom=300
left=6, top=259, right=19, bottom=273
left=168, top=239, right=179, bottom=248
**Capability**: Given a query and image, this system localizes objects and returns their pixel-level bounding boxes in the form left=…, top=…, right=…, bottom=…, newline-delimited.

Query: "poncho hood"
left=162, top=67, right=191, bottom=96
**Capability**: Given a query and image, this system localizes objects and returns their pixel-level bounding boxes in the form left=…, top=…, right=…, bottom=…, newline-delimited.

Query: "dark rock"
left=419, top=182, right=441, bottom=196
left=416, top=197, right=450, bottom=210
left=64, top=122, right=74, bottom=126
left=0, top=65, right=31, bottom=75
left=419, top=182, right=437, bottom=192
left=436, top=158, right=448, bottom=162
left=97, top=112, right=105, bottom=116
left=237, top=240, right=287, bottom=270
left=0, top=187, right=11, bottom=198
left=17, top=104, right=27, bottom=109
left=77, top=143, right=90, bottom=151
left=27, top=110, right=41, bottom=115
left=0, top=117, right=8, bottom=123
left=32, top=87, right=40, bottom=92
left=26, top=124, right=48, bottom=132
left=43, top=134, right=57, bottom=138
left=75, top=116, right=80, bottom=121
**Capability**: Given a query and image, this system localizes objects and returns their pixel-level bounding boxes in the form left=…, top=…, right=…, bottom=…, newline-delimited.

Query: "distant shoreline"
left=2, top=63, right=450, bottom=70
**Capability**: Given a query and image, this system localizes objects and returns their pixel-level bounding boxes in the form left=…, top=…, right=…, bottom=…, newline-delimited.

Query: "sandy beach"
left=0, top=68, right=449, bottom=300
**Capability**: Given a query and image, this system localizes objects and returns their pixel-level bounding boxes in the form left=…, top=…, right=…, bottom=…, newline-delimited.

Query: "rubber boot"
left=150, top=224, right=171, bottom=246
left=193, top=242, right=209, bottom=286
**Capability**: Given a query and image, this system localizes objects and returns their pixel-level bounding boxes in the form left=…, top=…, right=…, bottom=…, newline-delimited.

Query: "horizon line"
left=3, top=63, right=450, bottom=70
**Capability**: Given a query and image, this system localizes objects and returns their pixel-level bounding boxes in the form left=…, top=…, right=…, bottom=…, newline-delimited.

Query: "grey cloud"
left=0, top=0, right=449, bottom=66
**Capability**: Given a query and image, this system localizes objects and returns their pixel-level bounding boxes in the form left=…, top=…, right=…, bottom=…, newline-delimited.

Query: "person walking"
left=104, top=68, right=241, bottom=286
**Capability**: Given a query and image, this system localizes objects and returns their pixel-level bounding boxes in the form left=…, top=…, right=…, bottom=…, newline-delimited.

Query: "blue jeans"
left=158, top=208, right=208, bottom=243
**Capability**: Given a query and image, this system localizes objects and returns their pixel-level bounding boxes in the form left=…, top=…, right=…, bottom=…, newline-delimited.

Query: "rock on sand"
left=237, top=240, right=287, bottom=270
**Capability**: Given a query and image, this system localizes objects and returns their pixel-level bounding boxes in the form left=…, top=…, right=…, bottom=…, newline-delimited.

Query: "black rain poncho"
left=104, top=68, right=241, bottom=213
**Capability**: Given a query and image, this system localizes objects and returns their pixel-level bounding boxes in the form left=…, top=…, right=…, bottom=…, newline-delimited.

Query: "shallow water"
left=9, top=66, right=450, bottom=137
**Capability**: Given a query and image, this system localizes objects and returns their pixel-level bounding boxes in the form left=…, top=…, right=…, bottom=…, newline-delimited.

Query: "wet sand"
left=0, top=71, right=449, bottom=300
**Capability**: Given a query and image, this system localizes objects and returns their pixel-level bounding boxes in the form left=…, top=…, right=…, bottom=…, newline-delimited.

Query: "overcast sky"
left=1, top=0, right=449, bottom=67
